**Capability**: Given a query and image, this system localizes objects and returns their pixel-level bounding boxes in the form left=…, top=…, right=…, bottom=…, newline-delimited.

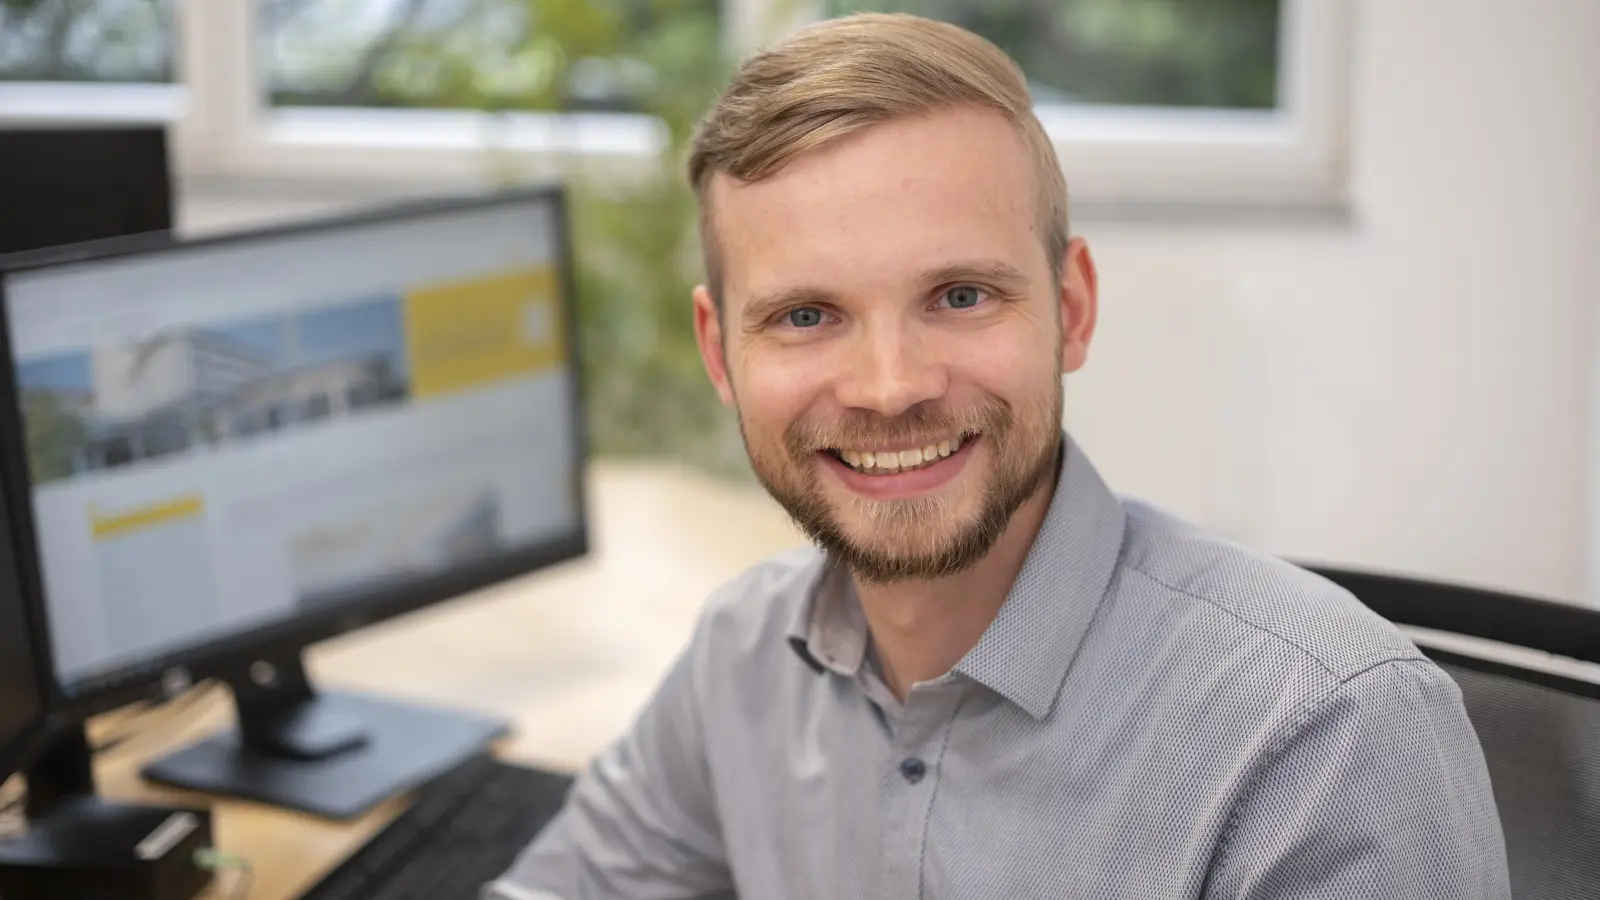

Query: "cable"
left=0, top=774, right=27, bottom=825
left=0, top=792, right=24, bottom=840
left=0, top=686, right=223, bottom=823
left=93, top=681, right=221, bottom=755
left=195, top=847, right=254, bottom=900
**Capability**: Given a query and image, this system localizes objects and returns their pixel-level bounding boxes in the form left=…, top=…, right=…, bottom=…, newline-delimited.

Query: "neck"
left=855, top=477, right=1056, bottom=701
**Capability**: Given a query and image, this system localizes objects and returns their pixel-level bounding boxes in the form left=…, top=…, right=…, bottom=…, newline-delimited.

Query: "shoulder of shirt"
left=1116, top=496, right=1430, bottom=685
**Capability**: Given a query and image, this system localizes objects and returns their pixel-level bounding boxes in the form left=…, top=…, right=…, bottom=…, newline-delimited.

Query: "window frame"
left=0, top=0, right=1352, bottom=209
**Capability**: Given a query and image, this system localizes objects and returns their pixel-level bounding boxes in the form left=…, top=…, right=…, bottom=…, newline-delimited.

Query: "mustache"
left=784, top=398, right=1010, bottom=454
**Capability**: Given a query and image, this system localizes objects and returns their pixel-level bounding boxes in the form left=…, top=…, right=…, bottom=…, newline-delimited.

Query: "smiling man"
left=489, top=13, right=1508, bottom=900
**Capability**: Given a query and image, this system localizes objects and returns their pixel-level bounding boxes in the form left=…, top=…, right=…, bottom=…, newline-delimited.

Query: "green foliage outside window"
left=827, top=0, right=1280, bottom=109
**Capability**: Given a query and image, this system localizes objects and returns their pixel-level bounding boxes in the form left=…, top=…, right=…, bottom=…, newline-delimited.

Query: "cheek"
left=942, top=323, right=1056, bottom=398
left=732, top=347, right=823, bottom=435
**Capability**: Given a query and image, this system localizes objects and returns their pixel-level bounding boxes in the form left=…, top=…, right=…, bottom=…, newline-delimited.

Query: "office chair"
left=1301, top=563, right=1600, bottom=900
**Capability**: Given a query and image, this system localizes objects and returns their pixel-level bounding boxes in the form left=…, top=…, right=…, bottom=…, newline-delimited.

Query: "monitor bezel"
left=0, top=473, right=54, bottom=784
left=0, top=184, right=592, bottom=719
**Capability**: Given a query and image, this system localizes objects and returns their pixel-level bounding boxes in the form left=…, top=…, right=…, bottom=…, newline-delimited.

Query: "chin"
left=833, top=508, right=973, bottom=556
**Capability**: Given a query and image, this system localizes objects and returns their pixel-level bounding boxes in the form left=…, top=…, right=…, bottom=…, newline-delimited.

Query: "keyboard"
left=298, top=754, right=574, bottom=900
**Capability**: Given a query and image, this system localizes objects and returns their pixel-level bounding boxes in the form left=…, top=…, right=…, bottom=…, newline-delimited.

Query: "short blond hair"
left=688, top=13, right=1070, bottom=302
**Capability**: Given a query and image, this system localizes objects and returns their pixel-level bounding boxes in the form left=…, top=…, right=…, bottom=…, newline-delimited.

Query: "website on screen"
left=5, top=204, right=581, bottom=690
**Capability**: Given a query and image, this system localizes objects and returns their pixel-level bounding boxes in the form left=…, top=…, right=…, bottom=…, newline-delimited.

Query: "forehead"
left=706, top=106, right=1044, bottom=305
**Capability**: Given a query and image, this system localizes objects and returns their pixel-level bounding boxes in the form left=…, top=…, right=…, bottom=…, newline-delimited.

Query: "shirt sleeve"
left=1205, top=658, right=1510, bottom=900
left=483, top=611, right=732, bottom=900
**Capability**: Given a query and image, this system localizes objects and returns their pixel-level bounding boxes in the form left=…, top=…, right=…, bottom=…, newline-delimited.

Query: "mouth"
left=811, top=431, right=983, bottom=502
left=820, top=431, right=978, bottom=475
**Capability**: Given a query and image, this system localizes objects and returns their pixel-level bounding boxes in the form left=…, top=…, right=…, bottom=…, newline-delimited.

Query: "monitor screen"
left=1, top=193, right=583, bottom=698
left=0, top=126, right=172, bottom=255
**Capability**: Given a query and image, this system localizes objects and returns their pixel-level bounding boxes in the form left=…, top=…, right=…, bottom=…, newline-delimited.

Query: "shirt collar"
left=786, top=557, right=869, bottom=678
left=786, top=431, right=1128, bottom=720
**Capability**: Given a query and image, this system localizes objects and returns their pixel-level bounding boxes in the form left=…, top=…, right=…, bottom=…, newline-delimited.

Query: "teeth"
left=834, top=435, right=972, bottom=474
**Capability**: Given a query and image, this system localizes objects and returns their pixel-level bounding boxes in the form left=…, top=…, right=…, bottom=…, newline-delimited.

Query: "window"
left=826, top=0, right=1280, bottom=111
left=260, top=0, right=721, bottom=113
left=0, top=0, right=1349, bottom=207
left=0, top=0, right=175, bottom=83
left=303, top=393, right=332, bottom=420
left=98, top=435, right=134, bottom=468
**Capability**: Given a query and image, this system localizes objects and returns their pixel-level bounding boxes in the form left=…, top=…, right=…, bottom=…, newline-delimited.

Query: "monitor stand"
left=2, top=727, right=216, bottom=897
left=140, top=651, right=510, bottom=819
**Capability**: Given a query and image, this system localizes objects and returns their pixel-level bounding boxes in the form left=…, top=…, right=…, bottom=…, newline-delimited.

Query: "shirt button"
left=899, top=757, right=927, bottom=784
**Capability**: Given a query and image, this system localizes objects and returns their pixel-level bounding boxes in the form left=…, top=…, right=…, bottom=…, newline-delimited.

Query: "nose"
left=833, top=320, right=946, bottom=417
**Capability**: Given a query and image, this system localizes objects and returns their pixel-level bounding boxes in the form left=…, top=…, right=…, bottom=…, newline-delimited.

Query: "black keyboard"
left=298, top=754, right=574, bottom=900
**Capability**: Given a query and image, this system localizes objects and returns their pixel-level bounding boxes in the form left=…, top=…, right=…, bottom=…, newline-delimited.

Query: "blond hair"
left=688, top=13, right=1070, bottom=302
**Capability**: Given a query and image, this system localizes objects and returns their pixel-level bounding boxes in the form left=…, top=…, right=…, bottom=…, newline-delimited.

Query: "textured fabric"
left=487, top=433, right=1509, bottom=899
left=1438, top=660, right=1600, bottom=899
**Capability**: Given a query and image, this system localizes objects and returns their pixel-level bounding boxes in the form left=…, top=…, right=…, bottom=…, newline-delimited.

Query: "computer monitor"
left=0, top=126, right=174, bottom=256
left=0, top=480, right=49, bottom=791
left=0, top=186, right=589, bottom=818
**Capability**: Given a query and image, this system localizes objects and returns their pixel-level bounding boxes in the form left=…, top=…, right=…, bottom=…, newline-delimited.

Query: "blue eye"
left=943, top=286, right=985, bottom=309
left=786, top=307, right=825, bottom=328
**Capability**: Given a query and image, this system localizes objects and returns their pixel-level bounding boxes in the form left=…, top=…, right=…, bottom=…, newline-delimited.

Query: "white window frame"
left=0, top=0, right=1351, bottom=208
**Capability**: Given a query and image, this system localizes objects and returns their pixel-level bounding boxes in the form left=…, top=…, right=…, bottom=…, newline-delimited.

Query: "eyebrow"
left=738, top=258, right=1034, bottom=330
left=920, top=258, right=1033, bottom=290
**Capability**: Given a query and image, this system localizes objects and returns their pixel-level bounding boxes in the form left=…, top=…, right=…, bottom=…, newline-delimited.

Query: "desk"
left=78, top=463, right=801, bottom=899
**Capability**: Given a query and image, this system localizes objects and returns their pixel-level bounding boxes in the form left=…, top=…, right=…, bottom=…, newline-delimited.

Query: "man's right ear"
left=693, top=285, right=735, bottom=406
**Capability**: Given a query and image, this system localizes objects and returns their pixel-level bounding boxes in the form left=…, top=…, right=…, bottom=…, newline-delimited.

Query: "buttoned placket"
left=876, top=675, right=966, bottom=900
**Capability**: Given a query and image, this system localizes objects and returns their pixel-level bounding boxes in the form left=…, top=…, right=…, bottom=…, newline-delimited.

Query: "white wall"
left=1068, top=0, right=1600, bottom=602
left=177, top=0, right=1600, bottom=602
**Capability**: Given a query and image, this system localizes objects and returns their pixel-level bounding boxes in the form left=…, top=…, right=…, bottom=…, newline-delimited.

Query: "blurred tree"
left=22, top=390, right=89, bottom=484
left=828, top=0, right=1280, bottom=109
left=0, top=0, right=173, bottom=82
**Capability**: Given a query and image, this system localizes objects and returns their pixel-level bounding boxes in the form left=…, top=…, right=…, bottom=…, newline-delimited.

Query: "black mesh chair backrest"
left=1303, top=564, right=1600, bottom=900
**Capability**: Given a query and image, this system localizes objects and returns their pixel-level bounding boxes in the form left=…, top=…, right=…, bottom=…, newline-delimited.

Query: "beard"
left=738, top=379, right=1063, bottom=585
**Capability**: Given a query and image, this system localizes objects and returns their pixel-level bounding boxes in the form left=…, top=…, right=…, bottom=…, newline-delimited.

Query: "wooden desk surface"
left=64, top=463, right=800, bottom=900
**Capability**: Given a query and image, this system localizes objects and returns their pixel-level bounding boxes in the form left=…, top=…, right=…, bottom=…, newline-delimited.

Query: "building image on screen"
left=3, top=199, right=582, bottom=691
left=16, top=296, right=410, bottom=485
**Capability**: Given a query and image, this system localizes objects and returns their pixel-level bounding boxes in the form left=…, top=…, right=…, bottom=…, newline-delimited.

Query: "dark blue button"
left=899, top=757, right=927, bottom=784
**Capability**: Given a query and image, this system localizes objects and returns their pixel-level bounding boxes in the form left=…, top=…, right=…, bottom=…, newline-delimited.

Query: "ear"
left=1059, top=236, right=1099, bottom=375
left=693, top=284, right=735, bottom=406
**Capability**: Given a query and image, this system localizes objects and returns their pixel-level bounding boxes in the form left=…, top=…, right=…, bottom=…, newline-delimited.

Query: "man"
left=490, top=13, right=1509, bottom=899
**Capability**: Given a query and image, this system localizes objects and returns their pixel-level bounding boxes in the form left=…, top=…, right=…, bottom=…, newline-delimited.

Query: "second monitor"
left=0, top=187, right=588, bottom=818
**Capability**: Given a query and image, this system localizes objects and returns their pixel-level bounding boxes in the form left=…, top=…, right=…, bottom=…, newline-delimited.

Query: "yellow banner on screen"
left=403, top=266, right=564, bottom=399
left=90, top=494, right=204, bottom=540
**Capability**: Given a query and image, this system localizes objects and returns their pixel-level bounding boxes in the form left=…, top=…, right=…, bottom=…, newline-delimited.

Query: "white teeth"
left=835, top=435, right=974, bottom=474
